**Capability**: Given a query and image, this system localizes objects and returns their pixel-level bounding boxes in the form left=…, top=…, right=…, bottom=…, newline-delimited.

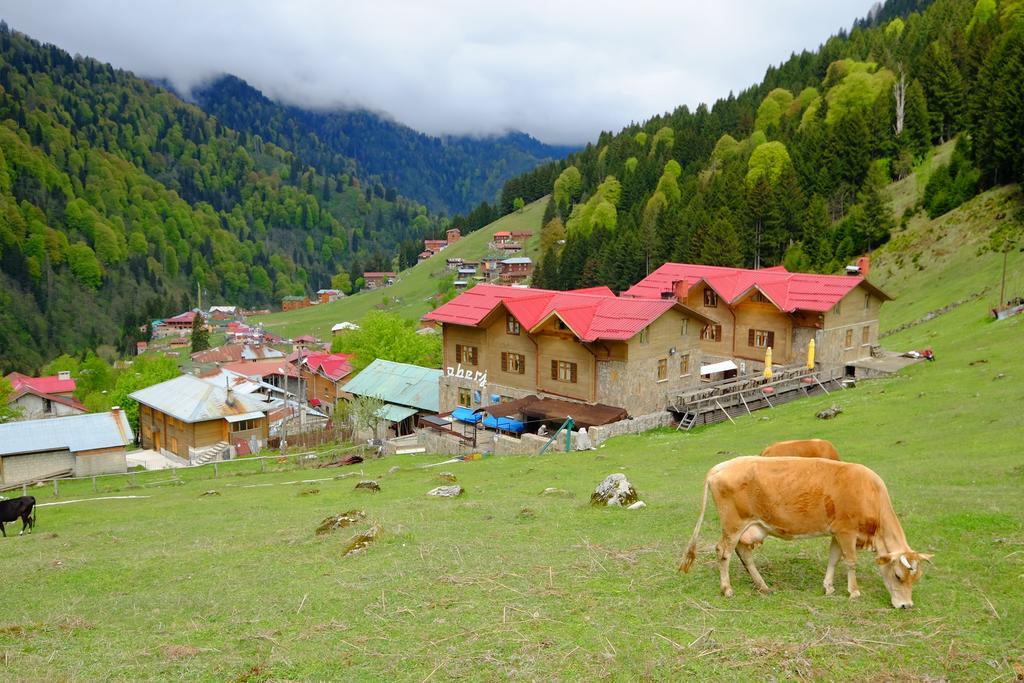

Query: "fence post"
left=261, top=457, right=266, bottom=473
left=53, top=479, right=58, bottom=498
left=22, top=483, right=28, bottom=496
left=92, top=476, right=97, bottom=493
left=214, top=462, right=219, bottom=478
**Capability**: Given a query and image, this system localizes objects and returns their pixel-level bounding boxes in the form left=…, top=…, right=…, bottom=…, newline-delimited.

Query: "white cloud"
left=2, top=0, right=867, bottom=144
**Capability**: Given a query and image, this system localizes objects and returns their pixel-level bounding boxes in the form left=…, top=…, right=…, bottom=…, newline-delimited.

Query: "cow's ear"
left=875, top=553, right=895, bottom=566
left=915, top=552, right=933, bottom=564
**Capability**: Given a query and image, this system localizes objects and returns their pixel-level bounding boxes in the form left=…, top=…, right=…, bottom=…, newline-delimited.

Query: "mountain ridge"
left=189, top=74, right=577, bottom=215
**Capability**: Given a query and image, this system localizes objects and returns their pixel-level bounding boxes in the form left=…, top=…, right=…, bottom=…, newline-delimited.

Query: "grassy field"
left=250, top=199, right=548, bottom=340
left=2, top=180, right=1023, bottom=679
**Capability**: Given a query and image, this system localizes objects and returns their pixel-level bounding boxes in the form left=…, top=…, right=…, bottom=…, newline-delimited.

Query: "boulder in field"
left=355, top=480, right=381, bottom=492
left=590, top=474, right=638, bottom=507
left=427, top=485, right=463, bottom=498
left=343, top=524, right=382, bottom=556
left=316, top=510, right=367, bottom=535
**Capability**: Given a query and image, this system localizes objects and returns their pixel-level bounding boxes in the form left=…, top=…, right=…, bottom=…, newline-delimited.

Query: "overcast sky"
left=2, top=1, right=868, bottom=145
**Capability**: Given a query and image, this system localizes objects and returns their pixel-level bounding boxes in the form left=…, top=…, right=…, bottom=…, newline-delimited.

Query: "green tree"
left=513, top=197, right=525, bottom=213
left=902, top=79, right=931, bottom=158
left=331, top=270, right=353, bottom=294
left=330, top=311, right=441, bottom=372
left=67, top=242, right=103, bottom=289
left=190, top=313, right=211, bottom=353
left=108, top=355, right=181, bottom=431
left=0, top=377, right=23, bottom=423
left=700, top=215, right=743, bottom=267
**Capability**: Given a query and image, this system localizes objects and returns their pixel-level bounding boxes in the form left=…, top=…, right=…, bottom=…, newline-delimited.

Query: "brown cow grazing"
left=679, top=456, right=931, bottom=608
left=760, top=438, right=840, bottom=460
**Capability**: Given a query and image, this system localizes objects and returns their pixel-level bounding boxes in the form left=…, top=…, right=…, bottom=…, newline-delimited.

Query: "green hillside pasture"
left=251, top=199, right=547, bottom=340
left=0, top=293, right=1020, bottom=679
left=874, top=184, right=1023, bottom=330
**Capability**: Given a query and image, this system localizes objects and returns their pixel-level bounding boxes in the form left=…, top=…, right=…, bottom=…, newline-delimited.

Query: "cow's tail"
left=679, top=477, right=711, bottom=573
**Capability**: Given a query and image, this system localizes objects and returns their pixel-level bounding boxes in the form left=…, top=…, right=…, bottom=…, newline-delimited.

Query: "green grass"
left=2, top=183, right=1022, bottom=680
left=251, top=199, right=548, bottom=340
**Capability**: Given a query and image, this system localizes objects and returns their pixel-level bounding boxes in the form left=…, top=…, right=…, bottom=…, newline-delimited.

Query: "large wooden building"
left=423, top=284, right=713, bottom=417
left=130, top=375, right=270, bottom=463
left=622, top=263, right=891, bottom=371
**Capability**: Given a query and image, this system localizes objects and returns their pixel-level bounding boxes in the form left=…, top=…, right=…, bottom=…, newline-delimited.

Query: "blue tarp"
left=482, top=415, right=525, bottom=434
left=451, top=407, right=481, bottom=424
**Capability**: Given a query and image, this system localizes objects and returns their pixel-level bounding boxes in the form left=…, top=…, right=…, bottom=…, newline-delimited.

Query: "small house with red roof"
left=295, top=352, right=356, bottom=415
left=4, top=371, right=86, bottom=421
left=152, top=311, right=199, bottom=337
left=622, top=263, right=891, bottom=368
left=424, top=239, right=448, bottom=254
left=423, top=284, right=713, bottom=416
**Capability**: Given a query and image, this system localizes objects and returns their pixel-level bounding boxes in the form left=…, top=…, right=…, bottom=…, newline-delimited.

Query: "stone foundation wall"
left=587, top=411, right=675, bottom=445
left=0, top=450, right=75, bottom=485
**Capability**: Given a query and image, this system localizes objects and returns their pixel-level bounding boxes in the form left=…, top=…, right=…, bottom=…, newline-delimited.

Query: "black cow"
left=0, top=496, right=35, bottom=537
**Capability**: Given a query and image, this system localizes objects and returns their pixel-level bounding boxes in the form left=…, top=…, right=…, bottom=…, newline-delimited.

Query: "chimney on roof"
left=112, top=405, right=121, bottom=414
left=857, top=256, right=870, bottom=277
left=58, top=370, right=71, bottom=381
left=225, top=377, right=236, bottom=407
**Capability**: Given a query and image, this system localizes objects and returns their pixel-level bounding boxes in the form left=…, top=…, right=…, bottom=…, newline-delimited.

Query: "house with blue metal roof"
left=0, top=409, right=134, bottom=486
left=341, top=359, right=441, bottom=437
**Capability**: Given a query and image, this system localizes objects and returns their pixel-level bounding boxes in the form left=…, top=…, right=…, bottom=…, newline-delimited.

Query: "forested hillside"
left=489, top=0, right=1024, bottom=292
left=0, top=24, right=451, bottom=372
left=191, top=75, right=576, bottom=216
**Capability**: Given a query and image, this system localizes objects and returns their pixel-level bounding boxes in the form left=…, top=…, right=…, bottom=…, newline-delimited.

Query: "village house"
left=342, top=359, right=441, bottom=438
left=446, top=257, right=464, bottom=271
left=0, top=409, right=133, bottom=486
left=190, top=343, right=285, bottom=367
left=220, top=360, right=304, bottom=397
left=152, top=310, right=199, bottom=337
left=499, top=257, right=533, bottom=285
left=4, top=371, right=86, bottom=421
left=423, top=284, right=713, bottom=419
left=317, top=289, right=345, bottom=304
left=446, top=227, right=461, bottom=244
left=492, top=231, right=512, bottom=245
left=418, top=251, right=433, bottom=263
left=363, top=272, right=396, bottom=289
left=130, top=374, right=271, bottom=464
left=622, top=262, right=891, bottom=372
left=511, top=231, right=533, bottom=242
left=281, top=295, right=312, bottom=312
left=331, top=321, right=360, bottom=336
left=207, top=305, right=238, bottom=321
left=424, top=239, right=448, bottom=254
left=295, top=352, right=356, bottom=415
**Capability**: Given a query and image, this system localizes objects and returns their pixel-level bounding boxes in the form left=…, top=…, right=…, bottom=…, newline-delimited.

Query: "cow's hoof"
left=721, top=587, right=734, bottom=598
left=824, top=585, right=835, bottom=596
left=848, top=591, right=861, bottom=600
left=756, top=585, right=773, bottom=595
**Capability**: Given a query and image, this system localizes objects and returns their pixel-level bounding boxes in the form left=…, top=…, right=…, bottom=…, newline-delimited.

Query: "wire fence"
left=1, top=442, right=371, bottom=502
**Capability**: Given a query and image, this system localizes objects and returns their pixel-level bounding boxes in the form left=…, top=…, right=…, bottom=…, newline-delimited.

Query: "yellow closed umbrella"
left=807, top=338, right=815, bottom=370
left=763, top=346, right=773, bottom=379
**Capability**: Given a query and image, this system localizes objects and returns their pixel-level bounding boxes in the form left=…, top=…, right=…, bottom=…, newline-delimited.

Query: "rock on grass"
left=590, top=474, right=638, bottom=507
left=316, top=510, right=367, bottom=535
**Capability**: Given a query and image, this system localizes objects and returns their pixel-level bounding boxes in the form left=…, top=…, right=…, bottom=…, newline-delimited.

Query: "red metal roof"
left=302, top=352, right=355, bottom=382
left=363, top=272, right=395, bottom=278
left=292, top=335, right=317, bottom=343
left=622, top=263, right=890, bottom=312
left=164, top=311, right=198, bottom=324
left=423, top=284, right=706, bottom=342
left=5, top=371, right=77, bottom=396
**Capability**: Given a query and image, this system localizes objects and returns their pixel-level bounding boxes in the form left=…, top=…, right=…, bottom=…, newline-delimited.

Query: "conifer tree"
left=190, top=312, right=210, bottom=353
left=700, top=214, right=743, bottom=267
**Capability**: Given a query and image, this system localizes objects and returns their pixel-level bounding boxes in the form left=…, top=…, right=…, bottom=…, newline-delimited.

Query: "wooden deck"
left=669, top=365, right=846, bottom=429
